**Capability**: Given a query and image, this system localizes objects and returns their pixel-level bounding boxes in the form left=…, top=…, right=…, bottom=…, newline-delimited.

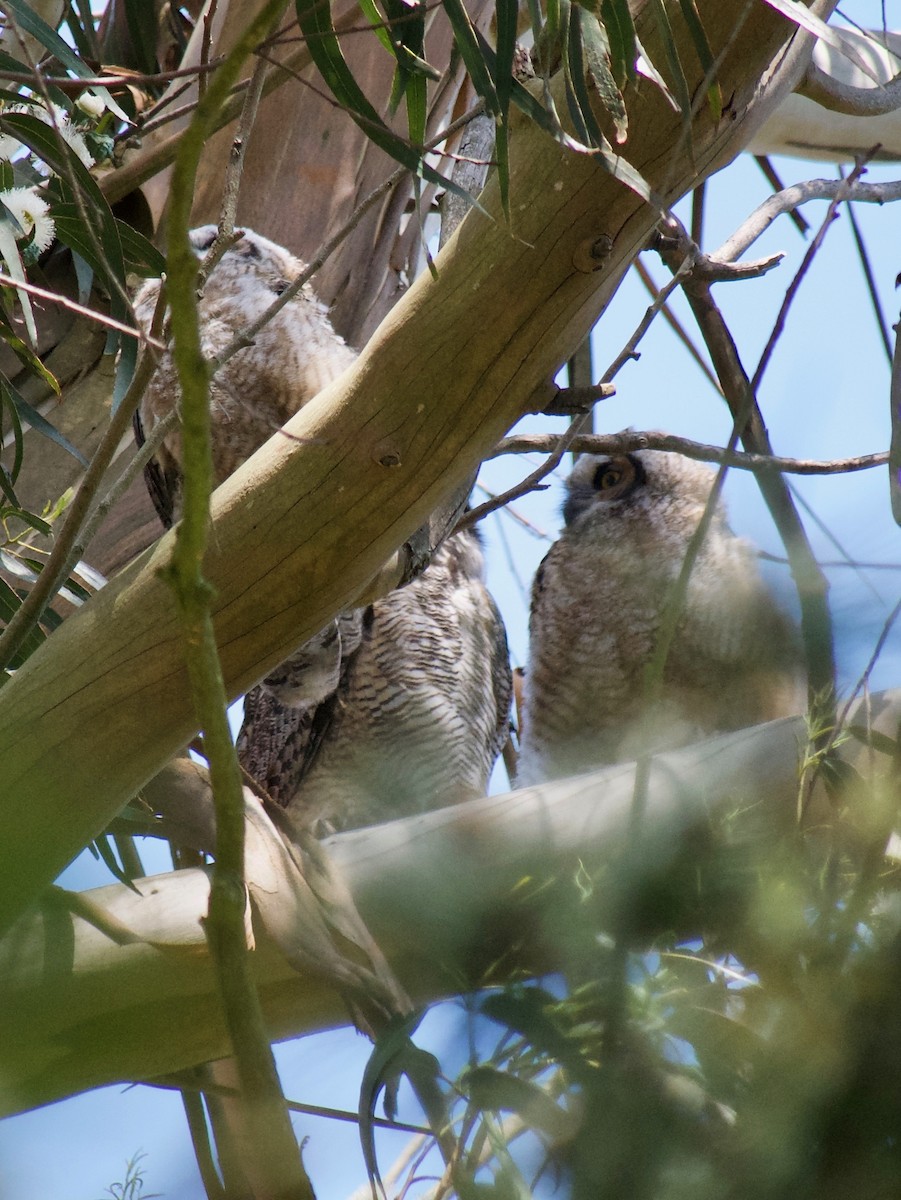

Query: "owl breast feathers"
left=134, top=226, right=512, bottom=830
left=516, top=449, right=804, bottom=786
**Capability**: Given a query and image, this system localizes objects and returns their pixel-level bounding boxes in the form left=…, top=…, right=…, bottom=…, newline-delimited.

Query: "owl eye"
left=272, top=278, right=290, bottom=295
left=594, top=464, right=624, bottom=491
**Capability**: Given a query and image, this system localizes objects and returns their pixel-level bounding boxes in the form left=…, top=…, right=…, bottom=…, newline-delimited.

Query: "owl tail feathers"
left=243, top=790, right=411, bottom=1038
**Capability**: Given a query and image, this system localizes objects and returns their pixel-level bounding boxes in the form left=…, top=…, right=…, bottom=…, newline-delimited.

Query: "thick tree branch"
left=1, top=693, right=898, bottom=1118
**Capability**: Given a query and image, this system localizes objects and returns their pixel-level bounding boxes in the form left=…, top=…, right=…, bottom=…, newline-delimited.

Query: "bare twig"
left=800, top=59, right=901, bottom=116
left=753, top=156, right=810, bottom=237
left=890, top=304, right=901, bottom=527
left=489, top=433, right=887, bottom=476
left=713, top=177, right=901, bottom=265
left=839, top=166, right=893, bottom=364
left=0, top=274, right=165, bottom=347
left=600, top=248, right=698, bottom=384
left=632, top=257, right=722, bottom=394
left=217, top=33, right=273, bottom=241
left=0, top=61, right=227, bottom=89
left=75, top=408, right=180, bottom=556
left=655, top=218, right=836, bottom=707
left=458, top=442, right=568, bottom=530
left=753, top=160, right=868, bottom=391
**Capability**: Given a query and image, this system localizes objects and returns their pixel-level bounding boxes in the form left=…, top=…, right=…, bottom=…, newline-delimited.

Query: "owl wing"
left=237, top=685, right=336, bottom=806
left=132, top=408, right=180, bottom=530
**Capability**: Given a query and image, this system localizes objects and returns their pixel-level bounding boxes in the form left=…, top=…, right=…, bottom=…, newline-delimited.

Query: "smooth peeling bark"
left=0, top=0, right=836, bottom=934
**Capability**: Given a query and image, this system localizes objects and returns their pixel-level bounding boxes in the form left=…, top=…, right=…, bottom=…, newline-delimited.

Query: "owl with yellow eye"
left=515, top=449, right=804, bottom=786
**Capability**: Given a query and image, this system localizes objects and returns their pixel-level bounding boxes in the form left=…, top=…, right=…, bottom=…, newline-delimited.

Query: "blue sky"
left=3, top=10, right=901, bottom=1198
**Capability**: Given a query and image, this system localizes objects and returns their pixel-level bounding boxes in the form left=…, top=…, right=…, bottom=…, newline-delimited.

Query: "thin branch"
left=656, top=218, right=836, bottom=708
left=150, top=1075, right=432, bottom=1135
left=840, top=167, right=893, bottom=364
left=0, top=274, right=165, bottom=347
left=760, top=551, right=901, bottom=571
left=217, top=38, right=272, bottom=242
left=753, top=155, right=811, bottom=236
left=74, top=408, right=180, bottom=558
left=753, top=160, right=867, bottom=391
left=800, top=58, right=901, bottom=116
left=489, top=433, right=887, bottom=475
left=890, top=303, right=901, bottom=527
left=599, top=248, right=698, bottom=384
left=0, top=61, right=227, bottom=89
left=713, top=177, right=901, bottom=265
left=632, top=257, right=722, bottom=394
left=161, top=2, right=315, bottom=1196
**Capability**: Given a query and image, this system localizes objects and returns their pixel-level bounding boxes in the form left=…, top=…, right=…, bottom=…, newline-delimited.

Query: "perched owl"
left=238, top=527, right=512, bottom=835
left=134, top=225, right=512, bottom=833
left=133, top=224, right=355, bottom=527
left=516, top=450, right=804, bottom=786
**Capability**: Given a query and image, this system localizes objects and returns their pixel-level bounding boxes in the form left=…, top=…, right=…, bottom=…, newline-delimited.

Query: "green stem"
left=162, top=3, right=315, bottom=1197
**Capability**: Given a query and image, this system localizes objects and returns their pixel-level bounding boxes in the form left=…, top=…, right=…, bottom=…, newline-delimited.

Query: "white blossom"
left=0, top=187, right=55, bottom=253
left=75, top=91, right=105, bottom=119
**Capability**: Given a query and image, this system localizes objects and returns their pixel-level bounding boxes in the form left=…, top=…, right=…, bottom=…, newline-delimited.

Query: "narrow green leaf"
left=4, top=373, right=88, bottom=466
left=0, top=0, right=130, bottom=120
left=481, top=988, right=585, bottom=1075
left=495, top=118, right=510, bottom=224
left=563, top=5, right=598, bottom=146
left=0, top=374, right=23, bottom=484
left=123, top=0, right=159, bottom=74
left=115, top=218, right=166, bottom=277
left=3, top=113, right=128, bottom=319
left=293, top=0, right=486, bottom=213
left=443, top=0, right=501, bottom=115
left=357, top=0, right=396, bottom=55
left=649, top=0, right=692, bottom=123
left=465, top=1066, right=573, bottom=1139
left=600, top=0, right=637, bottom=86
left=524, top=0, right=543, bottom=44
left=476, top=27, right=659, bottom=205
left=0, top=211, right=36, bottom=343
left=495, top=0, right=519, bottom=117
left=64, top=0, right=100, bottom=60
left=0, top=462, right=17, bottom=505
left=848, top=723, right=900, bottom=758
left=112, top=328, right=137, bottom=412
left=0, top=575, right=44, bottom=668
left=579, top=8, right=628, bottom=143
left=677, top=0, right=722, bottom=121
left=92, top=833, right=141, bottom=890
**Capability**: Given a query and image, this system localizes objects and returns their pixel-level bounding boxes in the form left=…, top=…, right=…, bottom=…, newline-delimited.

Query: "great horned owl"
left=134, top=226, right=512, bottom=832
left=516, top=450, right=804, bottom=786
left=133, top=224, right=355, bottom=527
left=238, top=527, right=512, bottom=834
